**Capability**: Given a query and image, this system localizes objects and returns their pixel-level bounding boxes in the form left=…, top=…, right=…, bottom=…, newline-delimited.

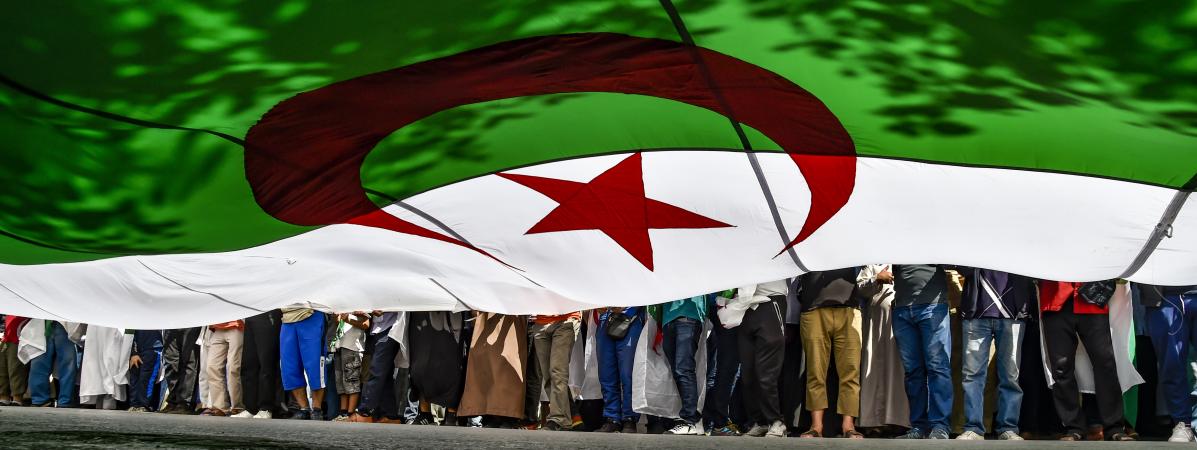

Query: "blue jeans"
left=1146, top=293, right=1197, bottom=424
left=30, top=322, right=79, bottom=407
left=892, top=303, right=952, bottom=434
left=960, top=318, right=1024, bottom=434
left=664, top=317, right=702, bottom=424
left=597, top=315, right=644, bottom=422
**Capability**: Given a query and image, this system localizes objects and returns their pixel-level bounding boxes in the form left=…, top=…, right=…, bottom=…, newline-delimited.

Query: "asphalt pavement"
left=0, top=406, right=1187, bottom=449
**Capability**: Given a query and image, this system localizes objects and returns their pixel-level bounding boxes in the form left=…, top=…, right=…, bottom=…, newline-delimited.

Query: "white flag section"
left=0, top=151, right=1193, bottom=328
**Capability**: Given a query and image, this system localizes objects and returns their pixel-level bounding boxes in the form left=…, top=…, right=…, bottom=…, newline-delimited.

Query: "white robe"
left=79, top=325, right=133, bottom=405
left=568, top=312, right=602, bottom=400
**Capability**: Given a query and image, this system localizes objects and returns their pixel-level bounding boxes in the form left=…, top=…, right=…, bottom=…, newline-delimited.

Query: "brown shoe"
left=1085, top=426, right=1103, bottom=441
left=377, top=417, right=403, bottom=424
left=1059, top=432, right=1083, bottom=441
left=349, top=413, right=376, bottom=423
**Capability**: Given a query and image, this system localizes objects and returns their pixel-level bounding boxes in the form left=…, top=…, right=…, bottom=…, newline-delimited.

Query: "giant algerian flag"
left=1, top=1, right=1194, bottom=328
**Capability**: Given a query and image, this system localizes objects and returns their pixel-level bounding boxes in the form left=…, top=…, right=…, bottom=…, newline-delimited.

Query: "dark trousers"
left=524, top=325, right=542, bottom=422
left=1145, top=293, right=1197, bottom=424
left=703, top=317, right=742, bottom=428
left=664, top=317, right=702, bottom=424
left=127, top=349, right=161, bottom=408
left=162, top=327, right=201, bottom=408
left=357, top=332, right=400, bottom=419
left=241, top=310, right=281, bottom=414
left=1042, top=303, right=1124, bottom=436
left=780, top=323, right=806, bottom=431
left=737, top=295, right=787, bottom=425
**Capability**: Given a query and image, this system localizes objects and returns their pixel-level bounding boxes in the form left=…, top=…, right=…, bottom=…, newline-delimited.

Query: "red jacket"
left=1039, top=281, right=1108, bottom=315
left=3, top=316, right=29, bottom=343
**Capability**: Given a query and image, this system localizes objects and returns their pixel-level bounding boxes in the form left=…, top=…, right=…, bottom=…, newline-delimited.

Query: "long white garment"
left=79, top=325, right=133, bottom=405
left=856, top=264, right=910, bottom=428
left=17, top=318, right=46, bottom=364
left=197, top=326, right=211, bottom=407
left=1041, top=283, right=1145, bottom=393
left=630, top=314, right=711, bottom=418
left=568, top=311, right=602, bottom=400
left=387, top=312, right=410, bottom=369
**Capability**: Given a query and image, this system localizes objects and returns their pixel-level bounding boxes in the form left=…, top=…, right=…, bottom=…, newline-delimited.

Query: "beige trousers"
left=801, top=307, right=862, bottom=416
left=531, top=318, right=579, bottom=427
left=205, top=328, right=244, bottom=411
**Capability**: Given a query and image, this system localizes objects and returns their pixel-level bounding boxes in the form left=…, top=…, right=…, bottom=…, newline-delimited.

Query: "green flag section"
left=1, top=0, right=1195, bottom=265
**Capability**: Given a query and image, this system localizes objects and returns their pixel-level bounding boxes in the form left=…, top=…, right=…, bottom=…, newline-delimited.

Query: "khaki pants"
left=801, top=307, right=862, bottom=417
left=0, top=342, right=29, bottom=401
left=205, top=328, right=244, bottom=411
left=531, top=318, right=579, bottom=427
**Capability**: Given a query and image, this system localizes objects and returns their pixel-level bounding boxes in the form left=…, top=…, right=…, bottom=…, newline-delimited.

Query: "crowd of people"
left=1, top=264, right=1195, bottom=442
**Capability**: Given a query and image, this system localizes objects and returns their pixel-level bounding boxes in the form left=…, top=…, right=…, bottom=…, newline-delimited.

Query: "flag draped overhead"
left=1, top=1, right=1194, bottom=328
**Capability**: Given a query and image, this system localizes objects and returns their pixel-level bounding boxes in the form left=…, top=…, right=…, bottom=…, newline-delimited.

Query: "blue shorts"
left=280, top=312, right=326, bottom=391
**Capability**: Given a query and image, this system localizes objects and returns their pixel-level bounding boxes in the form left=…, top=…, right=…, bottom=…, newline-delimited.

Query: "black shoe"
left=411, top=413, right=435, bottom=426
left=310, top=408, right=323, bottom=420
left=441, top=412, right=458, bottom=426
left=622, top=420, right=638, bottom=434
left=543, top=421, right=569, bottom=431
left=290, top=409, right=311, bottom=420
left=594, top=420, right=621, bottom=433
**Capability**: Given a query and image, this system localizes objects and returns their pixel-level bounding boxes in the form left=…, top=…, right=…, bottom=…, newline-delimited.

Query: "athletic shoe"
left=708, top=424, right=742, bottom=437
left=895, top=429, right=925, bottom=439
left=310, top=408, right=323, bottom=420
left=997, top=430, right=1024, bottom=440
left=744, top=423, right=769, bottom=437
left=594, top=420, right=621, bottom=433
left=1169, top=422, right=1196, bottom=442
left=621, top=420, right=638, bottom=434
left=765, top=420, right=786, bottom=438
left=666, top=422, right=699, bottom=435
left=230, top=410, right=254, bottom=418
left=332, top=413, right=350, bottom=422
left=290, top=409, right=311, bottom=420
left=956, top=430, right=984, bottom=440
left=928, top=428, right=950, bottom=440
left=543, top=421, right=569, bottom=431
left=253, top=410, right=273, bottom=419
left=411, top=413, right=436, bottom=426
left=127, top=407, right=148, bottom=413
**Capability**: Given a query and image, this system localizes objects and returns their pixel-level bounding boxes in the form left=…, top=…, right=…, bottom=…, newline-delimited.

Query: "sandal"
left=844, top=429, right=865, bottom=439
left=798, top=429, right=822, bottom=438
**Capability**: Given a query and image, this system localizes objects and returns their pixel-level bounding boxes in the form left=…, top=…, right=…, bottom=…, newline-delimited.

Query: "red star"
left=497, top=153, right=732, bottom=271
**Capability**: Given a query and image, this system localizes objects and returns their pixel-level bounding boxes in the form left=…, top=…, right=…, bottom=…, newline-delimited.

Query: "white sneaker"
left=252, top=410, right=273, bottom=419
left=744, top=424, right=769, bottom=437
left=665, top=422, right=699, bottom=435
left=765, top=420, right=786, bottom=438
left=956, top=430, right=984, bottom=440
left=231, top=410, right=254, bottom=418
left=1168, top=422, right=1195, bottom=442
left=997, top=430, right=1024, bottom=440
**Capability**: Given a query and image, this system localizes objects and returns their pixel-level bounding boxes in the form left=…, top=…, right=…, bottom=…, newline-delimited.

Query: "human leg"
left=205, top=330, right=231, bottom=411
left=800, top=309, right=831, bottom=428
left=1042, top=309, right=1084, bottom=436
left=615, top=315, right=643, bottom=423
left=547, top=319, right=577, bottom=427
left=892, top=306, right=928, bottom=433
left=833, top=308, right=862, bottom=421
left=960, top=318, right=994, bottom=435
left=919, top=303, right=953, bottom=434
left=1075, top=312, right=1124, bottom=436
left=992, top=319, right=1025, bottom=435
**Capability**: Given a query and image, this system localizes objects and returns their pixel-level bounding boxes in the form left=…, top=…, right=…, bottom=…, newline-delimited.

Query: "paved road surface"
left=0, top=406, right=1185, bottom=449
